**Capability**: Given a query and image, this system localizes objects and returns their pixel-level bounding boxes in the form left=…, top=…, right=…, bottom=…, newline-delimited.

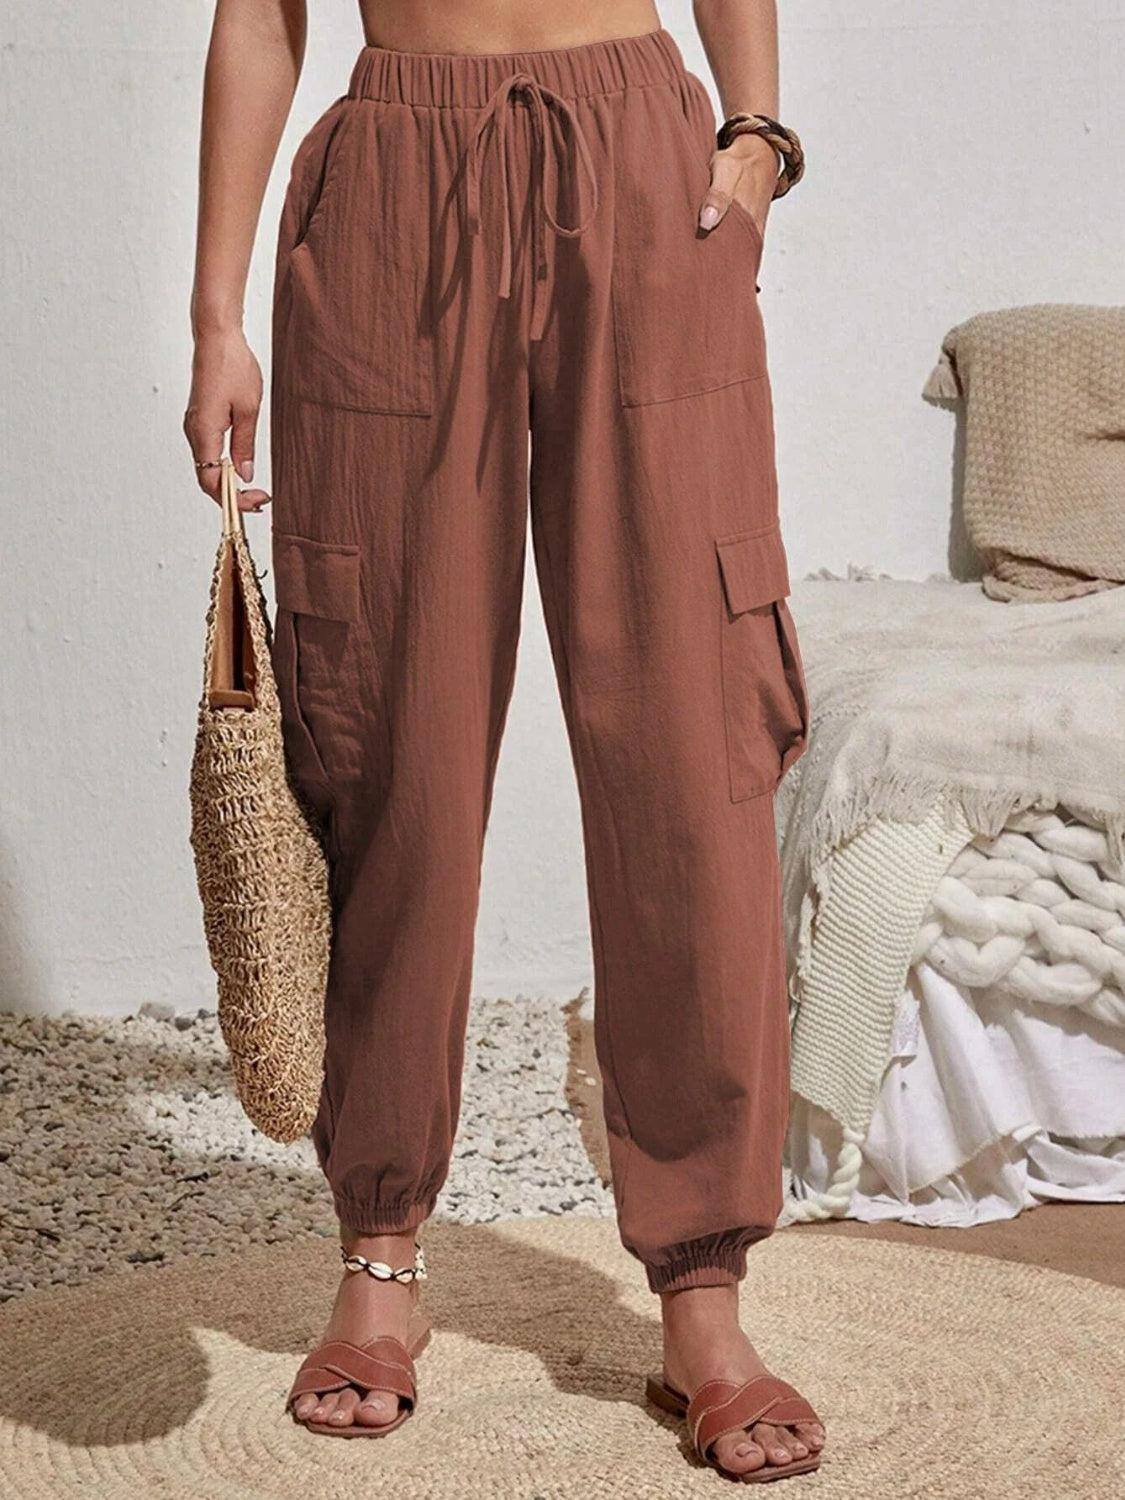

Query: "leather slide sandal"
left=646, top=1370, right=823, bottom=1483
left=288, top=1309, right=431, bottom=1438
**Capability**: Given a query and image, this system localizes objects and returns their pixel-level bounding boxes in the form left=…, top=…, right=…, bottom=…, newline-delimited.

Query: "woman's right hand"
left=183, top=325, right=271, bottom=510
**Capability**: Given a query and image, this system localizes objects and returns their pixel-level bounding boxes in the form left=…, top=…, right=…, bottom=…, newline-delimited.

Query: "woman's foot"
left=660, top=1284, right=826, bottom=1479
left=291, top=1231, right=420, bottom=1431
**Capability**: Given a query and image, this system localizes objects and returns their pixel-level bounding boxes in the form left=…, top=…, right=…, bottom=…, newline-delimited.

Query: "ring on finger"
left=194, top=458, right=224, bottom=471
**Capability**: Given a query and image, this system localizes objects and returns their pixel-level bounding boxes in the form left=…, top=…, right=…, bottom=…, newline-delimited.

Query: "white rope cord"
left=778, top=1128, right=866, bottom=1226
left=914, top=809, right=1125, bottom=1028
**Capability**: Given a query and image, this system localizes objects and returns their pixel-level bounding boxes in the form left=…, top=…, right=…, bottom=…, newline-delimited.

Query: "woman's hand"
left=183, top=325, right=271, bottom=509
left=698, top=131, right=778, bottom=241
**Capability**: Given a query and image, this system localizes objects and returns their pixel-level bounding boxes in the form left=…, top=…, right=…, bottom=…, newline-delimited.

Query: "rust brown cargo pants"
left=270, top=29, right=809, bottom=1292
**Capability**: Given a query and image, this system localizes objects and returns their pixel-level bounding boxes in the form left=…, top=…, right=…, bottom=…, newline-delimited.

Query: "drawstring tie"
left=464, top=73, right=599, bottom=342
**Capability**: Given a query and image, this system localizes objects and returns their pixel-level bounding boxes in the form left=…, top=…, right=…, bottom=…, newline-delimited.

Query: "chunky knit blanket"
left=921, top=808, right=1125, bottom=1029
left=924, top=304, right=1125, bottom=601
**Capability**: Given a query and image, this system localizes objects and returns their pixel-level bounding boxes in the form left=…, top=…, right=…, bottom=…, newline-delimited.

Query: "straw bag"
left=189, top=460, right=330, bottom=1143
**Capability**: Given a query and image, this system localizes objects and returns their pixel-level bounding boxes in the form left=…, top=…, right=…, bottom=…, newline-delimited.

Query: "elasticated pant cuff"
left=645, top=1243, right=749, bottom=1294
left=334, top=1193, right=437, bottom=1239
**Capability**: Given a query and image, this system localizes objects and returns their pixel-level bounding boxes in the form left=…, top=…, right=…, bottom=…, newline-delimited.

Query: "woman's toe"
left=711, top=1431, right=767, bottom=1476
left=795, top=1420, right=825, bottom=1452
left=783, top=1427, right=809, bottom=1458
left=292, top=1394, right=319, bottom=1422
left=356, top=1389, right=402, bottom=1428
left=329, top=1389, right=360, bottom=1426
left=312, top=1392, right=339, bottom=1425
left=751, top=1422, right=793, bottom=1466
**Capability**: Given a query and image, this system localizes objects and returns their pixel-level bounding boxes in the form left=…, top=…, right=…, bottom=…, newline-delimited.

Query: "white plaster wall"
left=2, top=2, right=1123, bottom=1015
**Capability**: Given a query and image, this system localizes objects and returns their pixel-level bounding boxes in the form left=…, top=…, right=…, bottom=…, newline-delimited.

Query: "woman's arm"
left=692, top=0, right=781, bottom=238
left=184, top=0, right=306, bottom=506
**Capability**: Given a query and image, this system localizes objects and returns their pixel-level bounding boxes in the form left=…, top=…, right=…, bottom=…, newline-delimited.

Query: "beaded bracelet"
left=716, top=113, right=805, bottom=200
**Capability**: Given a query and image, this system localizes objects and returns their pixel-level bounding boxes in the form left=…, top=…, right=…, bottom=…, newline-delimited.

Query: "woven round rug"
left=1, top=1216, right=1121, bottom=1499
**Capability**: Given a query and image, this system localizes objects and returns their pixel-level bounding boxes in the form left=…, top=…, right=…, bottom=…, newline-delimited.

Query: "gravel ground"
left=0, top=997, right=613, bottom=1300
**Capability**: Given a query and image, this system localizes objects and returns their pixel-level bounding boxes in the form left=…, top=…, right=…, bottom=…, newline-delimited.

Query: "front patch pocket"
left=717, top=525, right=809, bottom=802
left=271, top=532, right=365, bottom=815
left=278, top=104, right=433, bottom=417
left=611, top=76, right=768, bottom=408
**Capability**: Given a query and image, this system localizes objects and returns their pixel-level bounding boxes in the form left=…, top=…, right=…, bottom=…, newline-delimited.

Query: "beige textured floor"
left=4, top=1215, right=1123, bottom=1499
left=565, top=998, right=1125, bottom=1288
left=801, top=1200, right=1125, bottom=1288
left=1, top=999, right=1121, bottom=1498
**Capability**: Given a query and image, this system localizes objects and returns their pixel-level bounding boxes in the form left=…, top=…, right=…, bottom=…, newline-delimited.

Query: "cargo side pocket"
left=717, top=524, right=809, bottom=802
left=271, top=533, right=363, bottom=827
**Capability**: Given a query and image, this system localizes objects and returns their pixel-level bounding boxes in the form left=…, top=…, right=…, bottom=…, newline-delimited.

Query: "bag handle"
left=220, top=458, right=245, bottom=539
left=205, top=458, right=257, bottom=711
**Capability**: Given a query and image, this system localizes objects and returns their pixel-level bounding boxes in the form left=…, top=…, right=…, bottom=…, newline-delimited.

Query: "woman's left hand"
left=698, top=132, right=777, bottom=240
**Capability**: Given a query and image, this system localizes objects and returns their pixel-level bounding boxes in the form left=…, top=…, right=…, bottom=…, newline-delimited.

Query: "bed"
left=776, top=573, right=1125, bottom=1225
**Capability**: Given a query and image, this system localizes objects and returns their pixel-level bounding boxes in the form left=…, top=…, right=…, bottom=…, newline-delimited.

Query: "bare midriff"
left=359, top=0, right=663, bottom=55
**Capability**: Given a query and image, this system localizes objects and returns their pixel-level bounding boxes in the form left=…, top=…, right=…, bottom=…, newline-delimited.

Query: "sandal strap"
left=288, top=1336, right=417, bottom=1410
left=688, top=1375, right=820, bottom=1459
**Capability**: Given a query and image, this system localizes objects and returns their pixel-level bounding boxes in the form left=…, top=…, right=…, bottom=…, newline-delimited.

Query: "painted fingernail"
left=699, top=204, right=720, bottom=231
left=239, top=461, right=254, bottom=482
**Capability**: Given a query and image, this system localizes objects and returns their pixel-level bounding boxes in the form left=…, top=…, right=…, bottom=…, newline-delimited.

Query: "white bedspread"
left=789, top=963, right=1125, bottom=1227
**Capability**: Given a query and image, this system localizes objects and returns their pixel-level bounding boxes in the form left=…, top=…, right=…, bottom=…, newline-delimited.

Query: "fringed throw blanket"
left=776, top=575, right=1125, bottom=1135
left=924, top=304, right=1125, bottom=601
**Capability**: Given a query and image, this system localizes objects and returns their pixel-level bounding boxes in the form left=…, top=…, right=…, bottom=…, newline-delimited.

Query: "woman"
left=185, top=0, right=820, bottom=1481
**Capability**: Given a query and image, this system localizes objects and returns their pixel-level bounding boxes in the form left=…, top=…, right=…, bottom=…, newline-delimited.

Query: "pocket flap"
left=716, top=525, right=791, bottom=615
left=273, top=532, right=360, bottom=622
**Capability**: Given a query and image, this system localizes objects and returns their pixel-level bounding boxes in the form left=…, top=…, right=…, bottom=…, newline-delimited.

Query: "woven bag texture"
left=189, top=469, right=329, bottom=1142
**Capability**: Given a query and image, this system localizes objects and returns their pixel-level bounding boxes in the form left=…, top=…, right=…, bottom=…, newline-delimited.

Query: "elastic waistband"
left=348, top=27, right=687, bottom=107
